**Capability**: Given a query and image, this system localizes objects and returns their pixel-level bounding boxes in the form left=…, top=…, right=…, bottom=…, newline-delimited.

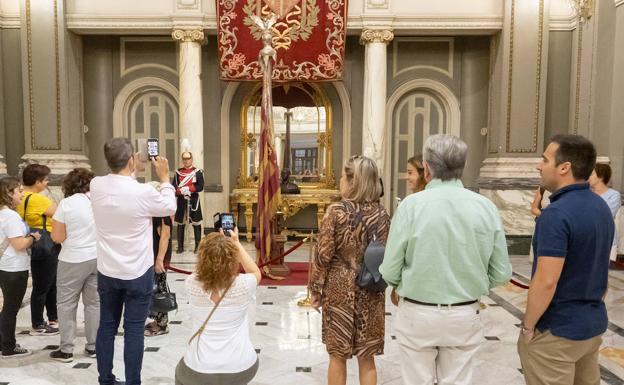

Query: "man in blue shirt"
left=519, top=134, right=614, bottom=385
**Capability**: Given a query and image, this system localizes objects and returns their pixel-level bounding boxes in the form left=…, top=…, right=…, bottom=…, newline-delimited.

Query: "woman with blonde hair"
left=309, top=155, right=391, bottom=385
left=175, top=229, right=261, bottom=385
left=406, top=155, right=427, bottom=194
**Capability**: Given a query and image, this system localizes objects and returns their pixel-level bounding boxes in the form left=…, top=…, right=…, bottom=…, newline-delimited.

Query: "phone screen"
left=147, top=139, right=159, bottom=158
left=221, top=214, right=235, bottom=230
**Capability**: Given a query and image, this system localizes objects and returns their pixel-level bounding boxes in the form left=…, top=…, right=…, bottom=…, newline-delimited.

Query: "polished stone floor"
left=1, top=244, right=624, bottom=385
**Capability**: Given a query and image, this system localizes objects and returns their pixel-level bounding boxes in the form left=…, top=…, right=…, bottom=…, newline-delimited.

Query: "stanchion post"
left=297, top=231, right=314, bottom=307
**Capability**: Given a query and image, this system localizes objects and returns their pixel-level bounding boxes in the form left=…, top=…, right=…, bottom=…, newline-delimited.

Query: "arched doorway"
left=113, top=78, right=179, bottom=182
left=386, top=80, right=460, bottom=212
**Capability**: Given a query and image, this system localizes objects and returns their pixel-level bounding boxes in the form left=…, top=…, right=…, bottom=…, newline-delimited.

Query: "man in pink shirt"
left=90, top=137, right=176, bottom=385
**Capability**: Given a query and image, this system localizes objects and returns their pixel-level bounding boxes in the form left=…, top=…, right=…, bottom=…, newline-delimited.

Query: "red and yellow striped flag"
left=257, top=57, right=281, bottom=265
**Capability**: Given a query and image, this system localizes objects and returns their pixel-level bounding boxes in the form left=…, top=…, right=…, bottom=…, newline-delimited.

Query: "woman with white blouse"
left=176, top=228, right=261, bottom=385
left=49, top=168, right=99, bottom=362
left=0, top=177, right=41, bottom=358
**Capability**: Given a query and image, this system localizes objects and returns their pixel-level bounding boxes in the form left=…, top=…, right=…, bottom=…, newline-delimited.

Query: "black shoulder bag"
left=23, top=195, right=61, bottom=260
left=150, top=273, right=178, bottom=313
left=345, top=202, right=388, bottom=293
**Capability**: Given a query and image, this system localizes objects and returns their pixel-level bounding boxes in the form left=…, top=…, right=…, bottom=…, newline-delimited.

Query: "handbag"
left=22, top=195, right=61, bottom=261
left=345, top=202, right=388, bottom=293
left=150, top=274, right=178, bottom=313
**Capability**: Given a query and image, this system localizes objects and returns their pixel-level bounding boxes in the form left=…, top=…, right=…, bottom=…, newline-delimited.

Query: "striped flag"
left=257, top=54, right=281, bottom=265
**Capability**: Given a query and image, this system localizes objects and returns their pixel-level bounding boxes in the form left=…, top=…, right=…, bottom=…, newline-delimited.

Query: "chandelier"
left=568, top=0, right=594, bottom=22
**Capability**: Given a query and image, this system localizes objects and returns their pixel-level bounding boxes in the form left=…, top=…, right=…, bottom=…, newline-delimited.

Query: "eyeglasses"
left=182, top=157, right=192, bottom=161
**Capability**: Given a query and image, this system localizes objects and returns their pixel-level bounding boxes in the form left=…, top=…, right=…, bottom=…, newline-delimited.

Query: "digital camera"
left=213, top=212, right=235, bottom=236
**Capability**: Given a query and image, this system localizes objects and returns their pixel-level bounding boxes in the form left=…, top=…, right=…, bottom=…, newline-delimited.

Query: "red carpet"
left=260, top=262, right=310, bottom=286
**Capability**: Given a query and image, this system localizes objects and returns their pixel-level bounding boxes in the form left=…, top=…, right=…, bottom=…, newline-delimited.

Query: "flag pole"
left=252, top=13, right=281, bottom=269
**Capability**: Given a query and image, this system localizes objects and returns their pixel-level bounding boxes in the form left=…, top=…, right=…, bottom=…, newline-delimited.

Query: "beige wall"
left=2, top=29, right=23, bottom=174
left=544, top=31, right=573, bottom=140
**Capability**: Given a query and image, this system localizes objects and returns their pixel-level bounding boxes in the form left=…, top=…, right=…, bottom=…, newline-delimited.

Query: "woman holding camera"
left=309, top=155, right=391, bottom=385
left=175, top=228, right=261, bottom=385
left=0, top=176, right=41, bottom=358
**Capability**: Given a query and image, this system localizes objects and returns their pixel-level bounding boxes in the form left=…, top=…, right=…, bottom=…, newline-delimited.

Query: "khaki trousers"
left=395, top=299, right=484, bottom=385
left=57, top=259, right=99, bottom=353
left=518, top=330, right=602, bottom=385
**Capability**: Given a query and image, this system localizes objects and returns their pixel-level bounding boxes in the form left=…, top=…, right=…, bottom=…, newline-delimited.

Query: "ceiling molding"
left=549, top=13, right=577, bottom=31
left=0, top=13, right=20, bottom=28
left=66, top=13, right=505, bottom=34
left=350, top=15, right=503, bottom=33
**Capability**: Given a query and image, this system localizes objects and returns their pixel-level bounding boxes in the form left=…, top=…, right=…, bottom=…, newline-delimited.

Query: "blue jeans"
left=96, top=267, right=154, bottom=385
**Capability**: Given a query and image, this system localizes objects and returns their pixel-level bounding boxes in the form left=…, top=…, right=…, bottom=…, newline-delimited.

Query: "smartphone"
left=147, top=138, right=159, bottom=160
left=214, top=212, right=236, bottom=236
left=221, top=213, right=235, bottom=236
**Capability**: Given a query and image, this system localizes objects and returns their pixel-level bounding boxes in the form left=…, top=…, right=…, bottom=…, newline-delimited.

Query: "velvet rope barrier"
left=165, top=238, right=308, bottom=276
left=509, top=277, right=530, bottom=289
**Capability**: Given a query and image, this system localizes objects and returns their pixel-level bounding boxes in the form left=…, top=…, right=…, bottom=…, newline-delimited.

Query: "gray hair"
left=423, top=134, right=467, bottom=181
left=104, top=137, right=134, bottom=173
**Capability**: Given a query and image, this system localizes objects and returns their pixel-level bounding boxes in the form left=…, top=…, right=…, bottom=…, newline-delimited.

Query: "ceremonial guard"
left=172, top=151, right=204, bottom=253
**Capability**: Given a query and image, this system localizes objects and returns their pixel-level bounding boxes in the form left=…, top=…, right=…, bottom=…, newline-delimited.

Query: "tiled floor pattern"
left=0, top=249, right=623, bottom=384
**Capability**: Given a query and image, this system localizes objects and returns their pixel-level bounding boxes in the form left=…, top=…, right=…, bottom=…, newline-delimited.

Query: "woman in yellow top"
left=16, top=164, right=59, bottom=336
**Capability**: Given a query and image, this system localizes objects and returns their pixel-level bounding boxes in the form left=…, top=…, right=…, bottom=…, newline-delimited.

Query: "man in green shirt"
left=380, top=134, right=512, bottom=385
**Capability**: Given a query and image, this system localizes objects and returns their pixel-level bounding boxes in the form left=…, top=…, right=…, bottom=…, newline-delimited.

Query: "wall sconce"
left=569, top=0, right=594, bottom=22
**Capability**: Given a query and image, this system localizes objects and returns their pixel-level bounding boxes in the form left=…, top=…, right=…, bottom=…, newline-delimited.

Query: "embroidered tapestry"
left=217, top=0, right=348, bottom=81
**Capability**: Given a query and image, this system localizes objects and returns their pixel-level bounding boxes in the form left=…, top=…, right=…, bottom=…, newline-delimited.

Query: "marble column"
left=172, top=29, right=205, bottom=171
left=478, top=0, right=550, bottom=238
left=360, top=29, right=393, bottom=173
left=83, top=37, right=114, bottom=177
left=172, top=29, right=206, bottom=232
left=19, top=0, right=90, bottom=195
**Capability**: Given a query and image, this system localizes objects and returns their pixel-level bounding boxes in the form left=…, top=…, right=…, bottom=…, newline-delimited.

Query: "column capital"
left=172, top=29, right=207, bottom=44
left=19, top=153, right=91, bottom=186
left=359, top=29, right=394, bottom=45
left=0, top=154, right=7, bottom=177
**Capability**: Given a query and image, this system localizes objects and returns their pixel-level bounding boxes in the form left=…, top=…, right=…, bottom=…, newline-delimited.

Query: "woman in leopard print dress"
left=309, top=155, right=390, bottom=385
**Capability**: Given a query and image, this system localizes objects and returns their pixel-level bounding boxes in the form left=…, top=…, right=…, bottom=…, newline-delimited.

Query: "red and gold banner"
left=256, top=56, right=281, bottom=265
left=216, top=0, right=348, bottom=81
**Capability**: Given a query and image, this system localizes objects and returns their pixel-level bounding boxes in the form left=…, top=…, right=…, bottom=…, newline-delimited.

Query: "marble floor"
left=1, top=245, right=624, bottom=385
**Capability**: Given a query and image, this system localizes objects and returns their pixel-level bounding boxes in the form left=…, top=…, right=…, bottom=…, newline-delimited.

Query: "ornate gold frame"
left=236, top=82, right=336, bottom=189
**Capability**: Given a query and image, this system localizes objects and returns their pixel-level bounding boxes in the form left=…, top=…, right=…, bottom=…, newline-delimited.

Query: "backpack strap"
left=22, top=194, right=49, bottom=233
left=22, top=194, right=32, bottom=221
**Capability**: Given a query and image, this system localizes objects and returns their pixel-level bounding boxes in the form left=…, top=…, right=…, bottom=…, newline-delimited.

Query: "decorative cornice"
left=171, top=29, right=206, bottom=44
left=66, top=14, right=505, bottom=34
left=0, top=14, right=20, bottom=28
left=360, top=29, right=394, bottom=44
left=549, top=14, right=578, bottom=31
left=350, top=15, right=503, bottom=32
